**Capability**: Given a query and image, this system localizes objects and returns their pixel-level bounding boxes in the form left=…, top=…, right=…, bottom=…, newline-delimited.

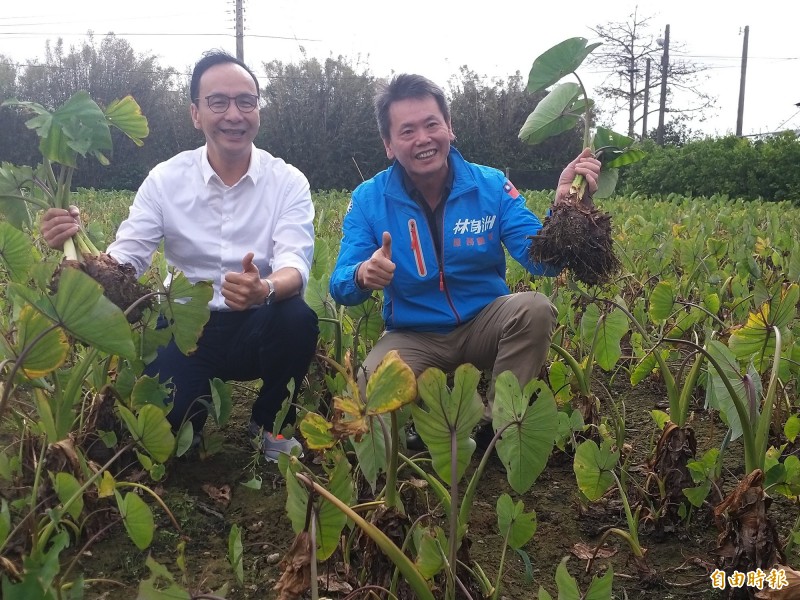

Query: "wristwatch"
left=262, top=278, right=276, bottom=305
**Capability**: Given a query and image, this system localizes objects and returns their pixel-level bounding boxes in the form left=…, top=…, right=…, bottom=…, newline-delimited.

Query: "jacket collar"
left=383, top=147, right=478, bottom=202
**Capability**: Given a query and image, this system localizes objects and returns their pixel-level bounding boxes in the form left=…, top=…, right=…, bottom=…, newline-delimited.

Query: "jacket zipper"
left=433, top=205, right=461, bottom=325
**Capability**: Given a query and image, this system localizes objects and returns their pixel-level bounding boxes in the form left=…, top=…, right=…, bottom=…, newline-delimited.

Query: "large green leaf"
left=705, top=339, right=752, bottom=441
left=493, top=375, right=558, bottom=494
left=414, top=364, right=484, bottom=485
left=158, top=271, right=213, bottom=355
left=104, top=95, right=149, bottom=146
left=0, top=163, right=42, bottom=229
left=118, top=404, right=175, bottom=463
left=116, top=490, right=154, bottom=550
left=5, top=92, right=112, bottom=167
left=414, top=526, right=447, bottom=579
left=53, top=472, right=83, bottom=521
left=496, top=493, right=537, bottom=549
left=593, top=127, right=634, bottom=153
left=729, top=283, right=798, bottom=362
left=352, top=414, right=389, bottom=494
left=284, top=450, right=352, bottom=561
left=574, top=439, right=619, bottom=501
left=649, top=280, right=676, bottom=323
left=526, top=37, right=602, bottom=93
left=594, top=168, right=619, bottom=199
left=0, top=222, right=36, bottom=283
left=518, top=83, right=582, bottom=146
left=15, top=305, right=69, bottom=378
left=578, top=304, right=628, bottom=371
left=554, top=556, right=581, bottom=600
left=10, top=267, right=135, bottom=359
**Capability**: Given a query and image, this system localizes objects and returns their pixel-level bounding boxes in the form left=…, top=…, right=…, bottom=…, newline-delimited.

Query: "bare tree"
left=587, top=7, right=716, bottom=138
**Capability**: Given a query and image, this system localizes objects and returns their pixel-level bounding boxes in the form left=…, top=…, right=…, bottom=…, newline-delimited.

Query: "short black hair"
left=374, top=74, right=450, bottom=140
left=190, top=49, right=260, bottom=105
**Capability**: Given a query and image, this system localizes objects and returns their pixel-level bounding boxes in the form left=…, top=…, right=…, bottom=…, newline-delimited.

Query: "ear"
left=190, top=103, right=202, bottom=130
left=382, top=137, right=395, bottom=160
left=448, top=120, right=456, bottom=142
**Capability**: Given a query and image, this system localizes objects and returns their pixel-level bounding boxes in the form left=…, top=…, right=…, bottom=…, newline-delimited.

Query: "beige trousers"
left=359, top=291, right=558, bottom=420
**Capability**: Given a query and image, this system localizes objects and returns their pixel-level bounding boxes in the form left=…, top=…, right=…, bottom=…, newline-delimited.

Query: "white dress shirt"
left=108, top=145, right=315, bottom=311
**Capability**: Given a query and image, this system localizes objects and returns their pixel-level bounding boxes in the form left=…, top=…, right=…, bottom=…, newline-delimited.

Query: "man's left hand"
left=222, top=252, right=264, bottom=310
left=555, top=148, right=602, bottom=205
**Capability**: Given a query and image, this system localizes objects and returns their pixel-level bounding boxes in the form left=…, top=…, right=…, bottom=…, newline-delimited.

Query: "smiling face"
left=383, top=95, right=455, bottom=190
left=190, top=62, right=259, bottom=172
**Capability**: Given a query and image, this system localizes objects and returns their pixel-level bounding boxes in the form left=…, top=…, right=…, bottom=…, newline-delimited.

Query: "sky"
left=2, top=0, right=798, bottom=138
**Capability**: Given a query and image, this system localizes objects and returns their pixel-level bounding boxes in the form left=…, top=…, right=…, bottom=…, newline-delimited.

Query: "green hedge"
left=621, top=132, right=800, bottom=202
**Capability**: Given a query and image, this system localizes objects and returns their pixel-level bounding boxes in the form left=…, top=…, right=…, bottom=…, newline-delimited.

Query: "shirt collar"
left=199, top=144, right=258, bottom=186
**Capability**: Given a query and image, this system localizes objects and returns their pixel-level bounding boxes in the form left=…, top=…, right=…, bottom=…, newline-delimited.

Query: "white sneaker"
left=248, top=421, right=304, bottom=462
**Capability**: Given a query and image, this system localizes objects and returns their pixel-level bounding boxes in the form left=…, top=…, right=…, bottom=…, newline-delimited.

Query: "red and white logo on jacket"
left=407, top=219, right=427, bottom=277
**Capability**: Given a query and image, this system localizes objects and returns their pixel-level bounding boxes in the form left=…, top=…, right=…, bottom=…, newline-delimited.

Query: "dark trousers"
left=144, top=295, right=319, bottom=433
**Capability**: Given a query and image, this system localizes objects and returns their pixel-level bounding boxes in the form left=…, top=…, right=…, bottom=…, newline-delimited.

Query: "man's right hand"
left=356, top=231, right=395, bottom=290
left=41, top=206, right=80, bottom=249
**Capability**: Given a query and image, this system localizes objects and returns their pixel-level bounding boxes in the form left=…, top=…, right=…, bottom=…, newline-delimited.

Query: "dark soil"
left=63, top=373, right=797, bottom=599
left=529, top=202, right=620, bottom=286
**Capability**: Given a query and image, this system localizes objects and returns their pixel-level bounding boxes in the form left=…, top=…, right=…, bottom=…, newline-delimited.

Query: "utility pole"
left=235, top=0, right=244, bottom=61
left=736, top=25, right=749, bottom=136
left=656, top=24, right=670, bottom=145
left=641, top=58, right=651, bottom=139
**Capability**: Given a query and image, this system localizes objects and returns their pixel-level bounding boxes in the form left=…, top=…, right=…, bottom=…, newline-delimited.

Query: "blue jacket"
left=330, top=148, right=556, bottom=333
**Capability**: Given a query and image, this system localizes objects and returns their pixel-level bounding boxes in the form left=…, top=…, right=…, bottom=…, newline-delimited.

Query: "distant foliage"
left=623, top=132, right=800, bottom=202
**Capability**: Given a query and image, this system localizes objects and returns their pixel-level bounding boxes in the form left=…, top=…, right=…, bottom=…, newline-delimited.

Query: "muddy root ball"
left=528, top=202, right=620, bottom=286
left=52, top=253, right=153, bottom=323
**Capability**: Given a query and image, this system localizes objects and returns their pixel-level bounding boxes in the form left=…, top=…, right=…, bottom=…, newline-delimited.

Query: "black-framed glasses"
left=196, top=93, right=260, bottom=113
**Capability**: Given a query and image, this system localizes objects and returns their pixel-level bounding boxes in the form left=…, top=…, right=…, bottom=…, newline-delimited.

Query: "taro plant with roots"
left=1, top=91, right=152, bottom=322
left=519, top=37, right=645, bottom=286
left=0, top=91, right=218, bottom=596
left=282, top=354, right=558, bottom=600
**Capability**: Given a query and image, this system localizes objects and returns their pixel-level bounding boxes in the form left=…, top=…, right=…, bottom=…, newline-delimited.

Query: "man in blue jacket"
left=330, top=74, right=600, bottom=441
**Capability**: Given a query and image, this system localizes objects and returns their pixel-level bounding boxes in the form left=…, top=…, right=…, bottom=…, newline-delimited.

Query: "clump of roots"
left=529, top=196, right=620, bottom=287
left=53, top=253, right=153, bottom=322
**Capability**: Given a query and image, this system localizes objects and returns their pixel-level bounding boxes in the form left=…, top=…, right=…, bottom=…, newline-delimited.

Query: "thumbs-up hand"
left=357, top=231, right=396, bottom=290
left=222, top=251, right=264, bottom=311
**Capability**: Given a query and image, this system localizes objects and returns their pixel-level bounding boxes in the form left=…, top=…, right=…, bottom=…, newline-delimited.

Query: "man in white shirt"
left=41, top=50, right=318, bottom=462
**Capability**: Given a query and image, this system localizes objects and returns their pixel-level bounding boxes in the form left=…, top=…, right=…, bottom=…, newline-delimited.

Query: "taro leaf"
left=594, top=168, right=619, bottom=199
left=683, top=481, right=712, bottom=507
left=175, top=422, right=195, bottom=458
left=118, top=404, right=175, bottom=463
left=538, top=586, right=554, bottom=600
left=414, top=364, right=483, bottom=485
left=365, top=349, right=417, bottom=414
left=53, top=471, right=83, bottom=521
left=519, top=82, right=582, bottom=145
left=209, top=377, right=233, bottom=427
left=15, top=305, right=69, bottom=378
left=414, top=526, right=447, bottom=579
left=593, top=127, right=634, bottom=153
left=786, top=415, right=800, bottom=443
left=605, top=148, right=646, bottom=168
left=574, top=439, right=619, bottom=501
left=630, top=351, right=658, bottom=386
left=98, top=471, right=115, bottom=498
left=137, top=555, right=191, bottom=600
left=493, top=374, right=558, bottom=494
left=4, top=92, right=112, bottom=168
left=554, top=556, right=581, bottom=600
left=284, top=450, right=352, bottom=561
left=300, top=412, right=336, bottom=450
left=705, top=339, right=749, bottom=441
left=347, top=297, right=384, bottom=345
left=578, top=304, right=628, bottom=371
left=10, top=268, right=135, bottom=359
left=33, top=387, right=73, bottom=442
left=130, top=374, right=171, bottom=412
left=311, top=237, right=332, bottom=279
left=228, top=524, right=244, bottom=584
left=116, top=489, right=154, bottom=550
left=497, top=493, right=537, bottom=549
left=0, top=222, right=36, bottom=283
left=103, top=95, right=149, bottom=147
left=649, top=280, right=676, bottom=323
left=585, top=565, right=614, bottom=599
left=0, top=164, right=41, bottom=229
left=159, top=271, right=212, bottom=355
left=729, top=283, right=798, bottom=366
left=526, top=37, right=602, bottom=94
left=352, top=414, right=389, bottom=494
left=0, top=530, right=69, bottom=600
